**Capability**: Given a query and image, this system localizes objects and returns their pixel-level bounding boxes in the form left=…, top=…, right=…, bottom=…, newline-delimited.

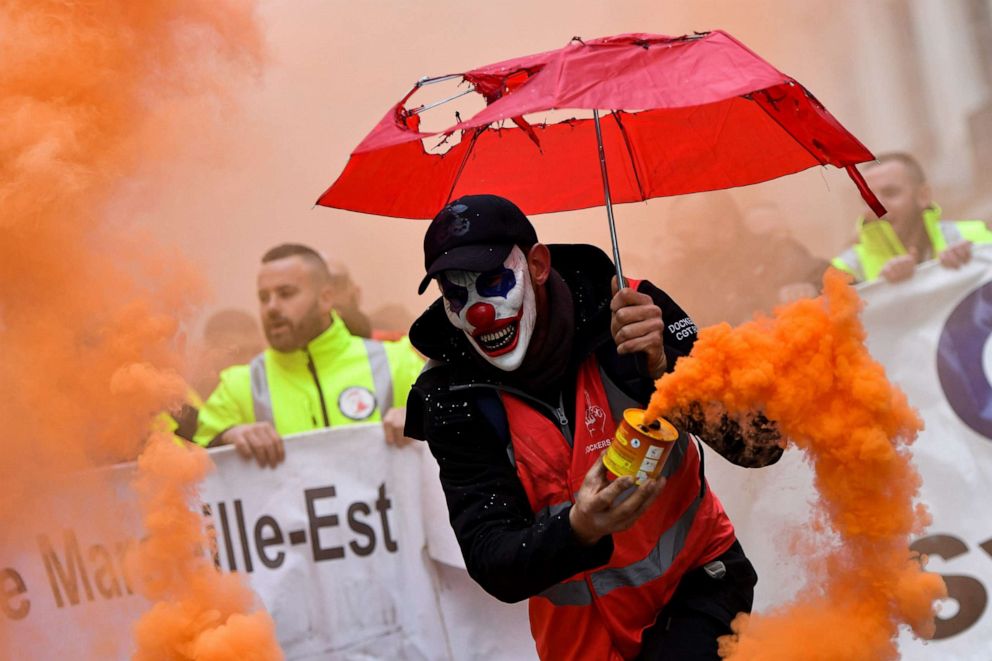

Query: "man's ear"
left=916, top=182, right=933, bottom=210
left=527, top=243, right=552, bottom=286
left=318, top=280, right=336, bottom=315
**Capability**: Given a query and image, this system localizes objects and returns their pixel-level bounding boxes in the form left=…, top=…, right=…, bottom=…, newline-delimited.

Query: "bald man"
left=833, top=153, right=992, bottom=283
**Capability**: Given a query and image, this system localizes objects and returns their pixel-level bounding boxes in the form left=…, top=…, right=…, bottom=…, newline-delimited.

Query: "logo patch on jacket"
left=584, top=390, right=607, bottom=434
left=338, top=386, right=376, bottom=420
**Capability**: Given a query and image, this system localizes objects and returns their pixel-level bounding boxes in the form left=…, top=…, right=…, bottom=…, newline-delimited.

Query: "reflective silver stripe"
left=539, top=439, right=698, bottom=606
left=835, top=247, right=865, bottom=281
left=421, top=358, right=444, bottom=374
left=249, top=353, right=274, bottom=424
left=535, top=501, right=571, bottom=520
left=939, top=221, right=963, bottom=245
left=589, top=493, right=703, bottom=597
left=363, top=339, right=394, bottom=415
left=539, top=579, right=592, bottom=606
left=539, top=494, right=703, bottom=606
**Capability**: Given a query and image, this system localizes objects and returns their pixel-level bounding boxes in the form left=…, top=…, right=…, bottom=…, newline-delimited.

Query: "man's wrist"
left=211, top=426, right=236, bottom=447
left=649, top=354, right=667, bottom=379
left=568, top=506, right=601, bottom=546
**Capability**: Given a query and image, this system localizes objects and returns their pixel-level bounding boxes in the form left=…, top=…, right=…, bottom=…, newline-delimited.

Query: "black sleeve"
left=406, top=374, right=613, bottom=603
left=676, top=404, right=784, bottom=468
left=637, top=280, right=785, bottom=469
left=594, top=279, right=702, bottom=405
left=638, top=279, right=699, bottom=366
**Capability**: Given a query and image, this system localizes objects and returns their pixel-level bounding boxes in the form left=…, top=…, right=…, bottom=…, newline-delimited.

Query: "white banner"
left=707, top=248, right=992, bottom=660
left=2, top=427, right=535, bottom=660
left=199, top=428, right=449, bottom=660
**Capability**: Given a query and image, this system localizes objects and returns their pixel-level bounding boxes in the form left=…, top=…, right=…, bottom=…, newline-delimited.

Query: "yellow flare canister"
left=603, top=409, right=680, bottom=484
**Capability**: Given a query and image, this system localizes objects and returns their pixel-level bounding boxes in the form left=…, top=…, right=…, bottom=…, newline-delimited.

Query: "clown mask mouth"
left=472, top=306, right=524, bottom=355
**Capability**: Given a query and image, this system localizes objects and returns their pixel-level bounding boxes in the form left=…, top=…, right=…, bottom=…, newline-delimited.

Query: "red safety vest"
left=501, top=356, right=736, bottom=660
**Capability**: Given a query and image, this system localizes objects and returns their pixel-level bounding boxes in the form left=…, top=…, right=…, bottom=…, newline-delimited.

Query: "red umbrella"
left=317, top=31, right=883, bottom=282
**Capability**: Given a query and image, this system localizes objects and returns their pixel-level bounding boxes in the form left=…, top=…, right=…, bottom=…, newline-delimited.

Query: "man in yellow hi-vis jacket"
left=832, top=152, right=992, bottom=283
left=194, top=243, right=424, bottom=467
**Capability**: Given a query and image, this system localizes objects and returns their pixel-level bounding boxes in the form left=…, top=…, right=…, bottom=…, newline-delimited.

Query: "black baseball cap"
left=418, top=194, right=538, bottom=294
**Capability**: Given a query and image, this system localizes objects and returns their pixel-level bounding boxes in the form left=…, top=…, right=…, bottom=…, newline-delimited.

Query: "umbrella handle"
left=593, top=109, right=625, bottom=288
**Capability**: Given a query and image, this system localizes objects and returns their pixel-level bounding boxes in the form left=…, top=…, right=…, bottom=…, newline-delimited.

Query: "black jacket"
left=405, top=245, right=781, bottom=603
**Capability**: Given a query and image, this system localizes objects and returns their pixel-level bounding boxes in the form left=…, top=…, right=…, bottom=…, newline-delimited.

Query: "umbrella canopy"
left=317, top=30, right=883, bottom=219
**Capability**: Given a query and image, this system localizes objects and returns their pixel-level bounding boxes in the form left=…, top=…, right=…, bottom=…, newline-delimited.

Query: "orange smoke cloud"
left=130, top=436, right=281, bottom=661
left=647, top=269, right=947, bottom=660
left=1, top=0, right=280, bottom=658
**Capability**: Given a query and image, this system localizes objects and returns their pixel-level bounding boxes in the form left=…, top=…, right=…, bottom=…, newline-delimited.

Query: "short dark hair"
left=261, top=243, right=332, bottom=284
left=864, top=152, right=927, bottom=184
left=261, top=243, right=326, bottom=265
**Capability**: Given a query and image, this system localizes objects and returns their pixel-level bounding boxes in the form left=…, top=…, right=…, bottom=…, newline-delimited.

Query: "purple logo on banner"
left=937, top=281, right=992, bottom=441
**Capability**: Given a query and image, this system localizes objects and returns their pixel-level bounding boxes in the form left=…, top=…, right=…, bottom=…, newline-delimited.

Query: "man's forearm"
left=457, top=503, right=614, bottom=603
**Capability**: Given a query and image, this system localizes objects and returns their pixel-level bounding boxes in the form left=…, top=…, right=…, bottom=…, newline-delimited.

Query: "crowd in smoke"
left=2, top=0, right=979, bottom=658
left=0, top=0, right=280, bottom=658
left=184, top=188, right=829, bottom=405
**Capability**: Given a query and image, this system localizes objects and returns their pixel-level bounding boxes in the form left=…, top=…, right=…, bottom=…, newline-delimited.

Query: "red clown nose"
left=466, top=302, right=496, bottom=329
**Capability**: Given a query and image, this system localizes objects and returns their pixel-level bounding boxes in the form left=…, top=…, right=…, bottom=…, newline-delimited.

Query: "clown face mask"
left=438, top=246, right=536, bottom=371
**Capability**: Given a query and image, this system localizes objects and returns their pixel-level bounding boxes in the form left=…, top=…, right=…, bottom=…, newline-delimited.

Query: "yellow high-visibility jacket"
left=832, top=205, right=992, bottom=283
left=194, top=312, right=423, bottom=445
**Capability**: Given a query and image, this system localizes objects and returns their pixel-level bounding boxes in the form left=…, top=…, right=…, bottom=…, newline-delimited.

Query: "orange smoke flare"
left=1, top=0, right=280, bottom=658
left=646, top=269, right=947, bottom=660
left=129, top=435, right=281, bottom=661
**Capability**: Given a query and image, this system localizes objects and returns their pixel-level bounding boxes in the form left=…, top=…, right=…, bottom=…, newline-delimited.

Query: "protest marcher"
left=651, top=192, right=828, bottom=326
left=832, top=152, right=992, bottom=283
left=405, top=195, right=782, bottom=660
left=326, top=259, right=374, bottom=338
left=369, top=302, right=416, bottom=342
left=740, top=200, right=831, bottom=304
left=194, top=243, right=424, bottom=466
left=191, top=308, right=265, bottom=397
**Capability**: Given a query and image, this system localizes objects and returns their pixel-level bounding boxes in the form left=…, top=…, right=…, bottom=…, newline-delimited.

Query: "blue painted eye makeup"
left=476, top=267, right=516, bottom=298
left=439, top=274, right=469, bottom=313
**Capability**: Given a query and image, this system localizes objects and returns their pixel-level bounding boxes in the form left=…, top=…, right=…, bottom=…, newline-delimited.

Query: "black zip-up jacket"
left=405, top=244, right=781, bottom=603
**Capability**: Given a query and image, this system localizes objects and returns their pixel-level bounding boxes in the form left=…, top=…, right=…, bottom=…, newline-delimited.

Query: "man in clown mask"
left=406, top=195, right=781, bottom=661
left=436, top=244, right=536, bottom=371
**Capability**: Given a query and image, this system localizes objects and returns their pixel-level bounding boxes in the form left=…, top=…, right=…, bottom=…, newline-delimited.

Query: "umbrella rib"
left=408, top=88, right=476, bottom=116
left=610, top=111, right=646, bottom=201
left=444, top=127, right=484, bottom=205
left=749, top=89, right=825, bottom=167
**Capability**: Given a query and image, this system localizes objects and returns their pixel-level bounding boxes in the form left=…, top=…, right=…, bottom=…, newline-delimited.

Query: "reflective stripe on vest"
left=362, top=339, right=394, bottom=414
left=834, top=247, right=865, bottom=282
left=535, top=501, right=571, bottom=521
left=248, top=340, right=394, bottom=426
left=939, top=220, right=963, bottom=245
left=538, top=492, right=703, bottom=606
left=250, top=354, right=274, bottom=425
left=536, top=436, right=697, bottom=607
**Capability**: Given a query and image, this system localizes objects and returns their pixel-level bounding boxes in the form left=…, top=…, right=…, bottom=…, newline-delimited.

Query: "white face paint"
left=438, top=246, right=536, bottom=371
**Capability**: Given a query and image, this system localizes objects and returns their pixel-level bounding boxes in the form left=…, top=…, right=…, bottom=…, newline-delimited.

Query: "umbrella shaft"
left=593, top=109, right=625, bottom=287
